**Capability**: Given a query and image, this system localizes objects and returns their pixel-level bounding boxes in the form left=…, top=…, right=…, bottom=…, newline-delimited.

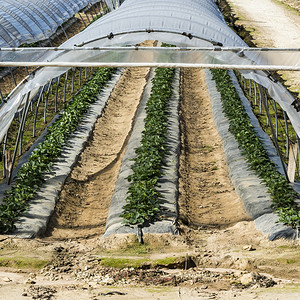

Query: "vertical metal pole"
left=19, top=93, right=32, bottom=156
left=84, top=11, right=92, bottom=24
left=75, top=17, right=81, bottom=32
left=54, top=76, right=61, bottom=113
left=249, top=80, right=252, bottom=97
left=254, top=82, right=257, bottom=105
left=10, top=68, right=17, bottom=87
left=2, top=133, right=8, bottom=178
left=85, top=67, right=87, bottom=79
left=296, top=134, right=300, bottom=176
left=100, top=1, right=104, bottom=13
left=79, top=67, right=82, bottom=86
left=79, top=12, right=87, bottom=28
left=8, top=94, right=28, bottom=185
left=63, top=70, right=69, bottom=102
left=71, top=68, right=75, bottom=93
left=44, top=79, right=53, bottom=123
left=33, top=86, right=44, bottom=137
left=96, top=2, right=102, bottom=14
left=60, top=25, right=69, bottom=40
left=25, top=67, right=29, bottom=75
left=55, top=32, right=62, bottom=44
left=92, top=5, right=98, bottom=19
left=69, top=18, right=75, bottom=36
left=0, top=89, right=3, bottom=103
left=259, top=84, right=262, bottom=113
left=283, top=111, right=290, bottom=159
left=265, top=96, right=270, bottom=127
left=272, top=99, right=278, bottom=138
left=48, top=38, right=53, bottom=47
left=89, top=5, right=95, bottom=20
left=258, top=85, right=289, bottom=181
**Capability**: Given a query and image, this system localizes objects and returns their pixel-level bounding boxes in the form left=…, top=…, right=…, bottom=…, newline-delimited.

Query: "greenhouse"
left=1, top=1, right=300, bottom=296
left=0, top=0, right=299, bottom=239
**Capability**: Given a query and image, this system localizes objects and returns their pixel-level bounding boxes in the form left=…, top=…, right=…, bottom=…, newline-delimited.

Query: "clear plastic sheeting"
left=1, top=0, right=300, bottom=144
left=1, top=47, right=300, bottom=69
left=0, top=0, right=114, bottom=48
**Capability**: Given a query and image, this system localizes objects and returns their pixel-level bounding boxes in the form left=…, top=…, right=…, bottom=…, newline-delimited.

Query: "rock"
left=2, top=277, right=12, bottom=282
left=25, top=279, right=36, bottom=284
left=102, top=276, right=115, bottom=285
left=243, top=245, right=256, bottom=251
left=240, top=273, right=256, bottom=285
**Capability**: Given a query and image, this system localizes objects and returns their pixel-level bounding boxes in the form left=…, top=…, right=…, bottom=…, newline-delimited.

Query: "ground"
left=1, top=1, right=300, bottom=299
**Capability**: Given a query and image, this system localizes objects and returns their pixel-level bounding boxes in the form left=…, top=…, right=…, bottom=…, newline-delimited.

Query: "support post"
left=8, top=93, right=29, bottom=184
left=259, top=85, right=289, bottom=181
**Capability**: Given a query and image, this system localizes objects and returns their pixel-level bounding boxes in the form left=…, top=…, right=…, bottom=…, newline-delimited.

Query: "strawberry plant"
left=121, top=68, right=175, bottom=226
left=0, top=67, right=116, bottom=233
left=211, top=69, right=300, bottom=229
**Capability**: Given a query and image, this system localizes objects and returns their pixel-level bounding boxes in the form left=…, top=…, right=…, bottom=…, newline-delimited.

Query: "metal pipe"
left=79, top=67, right=82, bottom=86
left=19, top=93, right=32, bottom=156
left=254, top=82, right=257, bottom=105
left=272, top=99, right=278, bottom=138
left=69, top=18, right=75, bottom=36
left=296, top=134, right=300, bottom=176
left=0, top=89, right=3, bottom=103
left=84, top=11, right=92, bottom=24
left=283, top=111, right=290, bottom=159
left=2, top=133, right=8, bottom=178
left=55, top=32, right=62, bottom=44
left=259, top=85, right=289, bottom=181
left=54, top=75, right=61, bottom=112
left=75, top=16, right=81, bottom=32
left=71, top=68, right=75, bottom=93
left=44, top=79, right=53, bottom=123
left=78, top=12, right=87, bottom=28
left=63, top=70, right=69, bottom=102
left=8, top=93, right=28, bottom=184
left=10, top=68, right=17, bottom=87
left=60, top=25, right=69, bottom=40
left=33, top=86, right=44, bottom=137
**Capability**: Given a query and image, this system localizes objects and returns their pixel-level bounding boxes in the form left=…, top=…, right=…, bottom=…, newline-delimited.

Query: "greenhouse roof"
left=0, top=0, right=113, bottom=48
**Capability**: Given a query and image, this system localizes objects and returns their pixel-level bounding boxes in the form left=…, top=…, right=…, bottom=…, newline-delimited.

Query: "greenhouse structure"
left=0, top=0, right=299, bottom=239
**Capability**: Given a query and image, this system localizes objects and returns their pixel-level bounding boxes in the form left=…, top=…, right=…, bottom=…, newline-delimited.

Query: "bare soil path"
left=179, top=68, right=251, bottom=228
left=227, top=0, right=300, bottom=94
left=45, top=67, right=150, bottom=240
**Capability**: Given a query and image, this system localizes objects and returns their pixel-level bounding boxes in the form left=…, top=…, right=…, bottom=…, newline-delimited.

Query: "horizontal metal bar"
left=1, top=46, right=300, bottom=52
left=0, top=61, right=300, bottom=71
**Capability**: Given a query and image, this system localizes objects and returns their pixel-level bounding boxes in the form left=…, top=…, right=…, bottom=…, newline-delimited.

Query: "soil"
left=1, top=2, right=300, bottom=300
left=45, top=67, right=151, bottom=240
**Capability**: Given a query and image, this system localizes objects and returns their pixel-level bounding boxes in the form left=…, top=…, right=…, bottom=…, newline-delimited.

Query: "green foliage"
left=211, top=69, right=300, bottom=229
left=121, top=68, right=175, bottom=226
left=0, top=68, right=116, bottom=233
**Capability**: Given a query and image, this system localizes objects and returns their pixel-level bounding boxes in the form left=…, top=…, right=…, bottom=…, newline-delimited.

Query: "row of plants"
left=237, top=75, right=299, bottom=177
left=0, top=3, right=108, bottom=181
left=211, top=69, right=300, bottom=229
left=121, top=68, right=175, bottom=226
left=0, top=67, right=116, bottom=233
